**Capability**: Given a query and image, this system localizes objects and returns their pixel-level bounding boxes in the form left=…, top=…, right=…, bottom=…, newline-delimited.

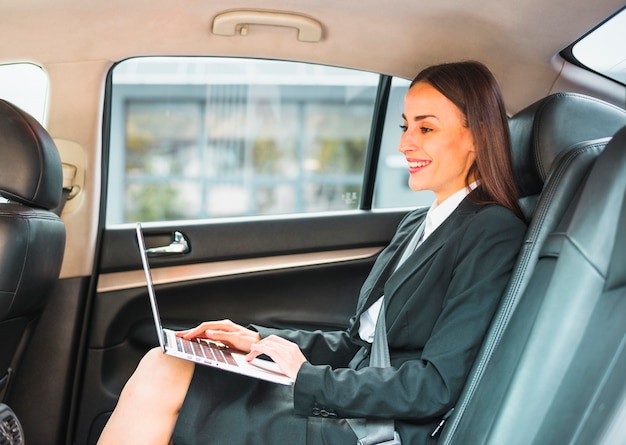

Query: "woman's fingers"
left=246, top=335, right=307, bottom=380
left=206, top=329, right=261, bottom=352
left=176, top=324, right=305, bottom=377
left=177, top=319, right=238, bottom=338
left=176, top=319, right=260, bottom=353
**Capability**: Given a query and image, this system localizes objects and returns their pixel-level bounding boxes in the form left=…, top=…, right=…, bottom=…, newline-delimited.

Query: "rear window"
left=563, top=7, right=626, bottom=85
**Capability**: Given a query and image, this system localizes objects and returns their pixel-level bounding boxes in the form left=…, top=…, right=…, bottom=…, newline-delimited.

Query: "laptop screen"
left=135, top=222, right=167, bottom=353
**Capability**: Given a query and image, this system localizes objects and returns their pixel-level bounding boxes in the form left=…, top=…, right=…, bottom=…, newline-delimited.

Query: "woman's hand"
left=246, top=335, right=307, bottom=381
left=176, top=319, right=261, bottom=353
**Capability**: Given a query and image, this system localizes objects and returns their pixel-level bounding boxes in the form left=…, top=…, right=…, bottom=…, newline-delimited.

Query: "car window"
left=106, top=57, right=384, bottom=224
left=0, top=63, right=48, bottom=124
left=564, top=7, right=626, bottom=85
left=105, top=57, right=433, bottom=225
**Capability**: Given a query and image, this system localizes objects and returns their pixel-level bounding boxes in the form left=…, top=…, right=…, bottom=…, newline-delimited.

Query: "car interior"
left=0, top=1, right=624, bottom=444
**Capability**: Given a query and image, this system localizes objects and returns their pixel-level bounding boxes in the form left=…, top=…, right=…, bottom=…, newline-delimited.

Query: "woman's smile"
left=407, top=158, right=432, bottom=173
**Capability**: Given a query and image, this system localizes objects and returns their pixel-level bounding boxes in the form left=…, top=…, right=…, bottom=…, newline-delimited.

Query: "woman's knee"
left=123, top=348, right=195, bottom=403
left=138, top=347, right=194, bottom=383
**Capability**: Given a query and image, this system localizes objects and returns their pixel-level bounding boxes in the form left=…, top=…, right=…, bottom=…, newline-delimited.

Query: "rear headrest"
left=510, top=92, right=626, bottom=198
left=0, top=99, right=62, bottom=209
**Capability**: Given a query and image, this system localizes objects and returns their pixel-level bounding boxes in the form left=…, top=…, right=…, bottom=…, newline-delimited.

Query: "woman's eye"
left=420, top=126, right=433, bottom=133
left=399, top=124, right=408, bottom=132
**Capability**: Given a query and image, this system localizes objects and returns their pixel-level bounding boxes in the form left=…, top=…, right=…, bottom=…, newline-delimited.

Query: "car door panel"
left=73, top=210, right=408, bottom=444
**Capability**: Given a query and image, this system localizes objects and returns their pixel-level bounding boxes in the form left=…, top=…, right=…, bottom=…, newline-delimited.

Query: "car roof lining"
left=0, top=0, right=624, bottom=113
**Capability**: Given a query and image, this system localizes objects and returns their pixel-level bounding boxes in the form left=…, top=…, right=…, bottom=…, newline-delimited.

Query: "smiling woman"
left=96, top=61, right=528, bottom=445
left=402, top=62, right=522, bottom=218
left=400, top=82, right=477, bottom=203
left=0, top=1, right=624, bottom=445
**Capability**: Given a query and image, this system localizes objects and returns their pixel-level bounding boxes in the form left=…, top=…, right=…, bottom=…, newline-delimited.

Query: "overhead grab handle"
left=212, top=10, right=323, bottom=42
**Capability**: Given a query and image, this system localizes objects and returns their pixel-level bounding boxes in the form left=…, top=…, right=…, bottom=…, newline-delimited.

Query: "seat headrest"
left=0, top=99, right=62, bottom=209
left=509, top=93, right=626, bottom=197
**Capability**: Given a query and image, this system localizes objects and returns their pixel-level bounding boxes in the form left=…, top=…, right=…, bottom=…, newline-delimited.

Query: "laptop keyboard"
left=175, top=337, right=238, bottom=366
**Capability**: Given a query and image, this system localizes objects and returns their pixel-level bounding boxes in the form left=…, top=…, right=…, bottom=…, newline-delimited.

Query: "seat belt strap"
left=52, top=186, right=72, bottom=216
left=347, top=300, right=401, bottom=445
left=346, top=222, right=427, bottom=444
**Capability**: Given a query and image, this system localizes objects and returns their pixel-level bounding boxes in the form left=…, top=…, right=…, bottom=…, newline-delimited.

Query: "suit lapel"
left=349, top=197, right=480, bottom=339
left=350, top=209, right=427, bottom=323
left=384, top=198, right=478, bottom=304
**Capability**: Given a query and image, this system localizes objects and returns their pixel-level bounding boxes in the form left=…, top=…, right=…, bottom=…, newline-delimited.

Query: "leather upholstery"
left=0, top=100, right=66, bottom=397
left=0, top=100, right=62, bottom=209
left=440, top=94, right=625, bottom=444
left=446, top=125, right=626, bottom=444
left=509, top=92, right=626, bottom=201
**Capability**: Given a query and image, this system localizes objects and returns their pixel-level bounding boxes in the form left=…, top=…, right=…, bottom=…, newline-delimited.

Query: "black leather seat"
left=440, top=93, right=625, bottom=444
left=445, top=123, right=626, bottom=444
left=0, top=99, right=66, bottom=400
left=510, top=92, right=626, bottom=221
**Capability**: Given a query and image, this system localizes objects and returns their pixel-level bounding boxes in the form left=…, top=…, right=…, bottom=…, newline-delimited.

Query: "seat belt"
left=52, top=186, right=72, bottom=216
left=346, top=300, right=401, bottom=445
left=52, top=162, right=78, bottom=216
left=345, top=222, right=428, bottom=444
left=346, top=222, right=429, bottom=444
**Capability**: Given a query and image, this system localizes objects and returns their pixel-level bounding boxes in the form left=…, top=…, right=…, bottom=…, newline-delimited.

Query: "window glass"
left=0, top=63, right=48, bottom=124
left=569, top=8, right=626, bottom=84
left=106, top=58, right=379, bottom=224
left=373, top=77, right=435, bottom=209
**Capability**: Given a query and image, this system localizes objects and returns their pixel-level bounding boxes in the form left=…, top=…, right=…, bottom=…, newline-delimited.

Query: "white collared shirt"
left=358, top=182, right=478, bottom=343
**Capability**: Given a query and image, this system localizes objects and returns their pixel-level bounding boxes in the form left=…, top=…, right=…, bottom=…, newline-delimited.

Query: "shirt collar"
left=423, top=182, right=478, bottom=240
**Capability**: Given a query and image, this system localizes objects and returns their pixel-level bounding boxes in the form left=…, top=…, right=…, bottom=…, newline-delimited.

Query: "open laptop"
left=135, top=222, right=293, bottom=386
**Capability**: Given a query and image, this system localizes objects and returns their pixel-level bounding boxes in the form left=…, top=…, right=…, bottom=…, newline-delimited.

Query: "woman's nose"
left=398, top=135, right=416, bottom=154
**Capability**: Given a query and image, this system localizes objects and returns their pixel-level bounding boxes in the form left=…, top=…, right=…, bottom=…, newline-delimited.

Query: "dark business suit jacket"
left=256, top=193, right=526, bottom=444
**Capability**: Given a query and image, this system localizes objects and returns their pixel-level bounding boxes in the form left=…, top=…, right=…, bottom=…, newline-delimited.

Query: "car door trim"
left=96, top=246, right=382, bottom=293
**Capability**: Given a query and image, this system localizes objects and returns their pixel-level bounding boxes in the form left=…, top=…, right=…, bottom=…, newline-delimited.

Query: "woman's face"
left=399, top=81, right=476, bottom=204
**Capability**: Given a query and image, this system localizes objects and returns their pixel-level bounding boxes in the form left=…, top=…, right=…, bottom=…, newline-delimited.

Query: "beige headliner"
left=0, top=0, right=624, bottom=278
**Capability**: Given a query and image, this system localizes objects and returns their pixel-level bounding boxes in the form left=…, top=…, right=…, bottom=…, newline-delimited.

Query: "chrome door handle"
left=145, top=231, right=190, bottom=256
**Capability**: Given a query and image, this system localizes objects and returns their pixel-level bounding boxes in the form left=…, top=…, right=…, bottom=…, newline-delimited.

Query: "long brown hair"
left=411, top=61, right=523, bottom=219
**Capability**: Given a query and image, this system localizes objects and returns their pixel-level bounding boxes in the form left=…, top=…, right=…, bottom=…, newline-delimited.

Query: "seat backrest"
left=446, top=124, right=626, bottom=445
left=440, top=93, right=626, bottom=444
left=541, top=125, right=626, bottom=444
left=0, top=99, right=66, bottom=399
left=511, top=92, right=626, bottom=220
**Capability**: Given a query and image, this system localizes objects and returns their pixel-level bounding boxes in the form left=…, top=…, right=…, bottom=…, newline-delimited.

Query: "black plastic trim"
left=361, top=74, right=393, bottom=210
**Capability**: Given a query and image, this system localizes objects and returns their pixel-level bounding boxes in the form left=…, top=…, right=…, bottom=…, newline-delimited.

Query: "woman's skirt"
left=172, top=364, right=357, bottom=445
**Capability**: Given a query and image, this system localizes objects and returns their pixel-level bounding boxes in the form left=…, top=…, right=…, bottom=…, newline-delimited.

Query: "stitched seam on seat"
left=525, top=142, right=604, bottom=244
left=6, top=219, right=31, bottom=317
